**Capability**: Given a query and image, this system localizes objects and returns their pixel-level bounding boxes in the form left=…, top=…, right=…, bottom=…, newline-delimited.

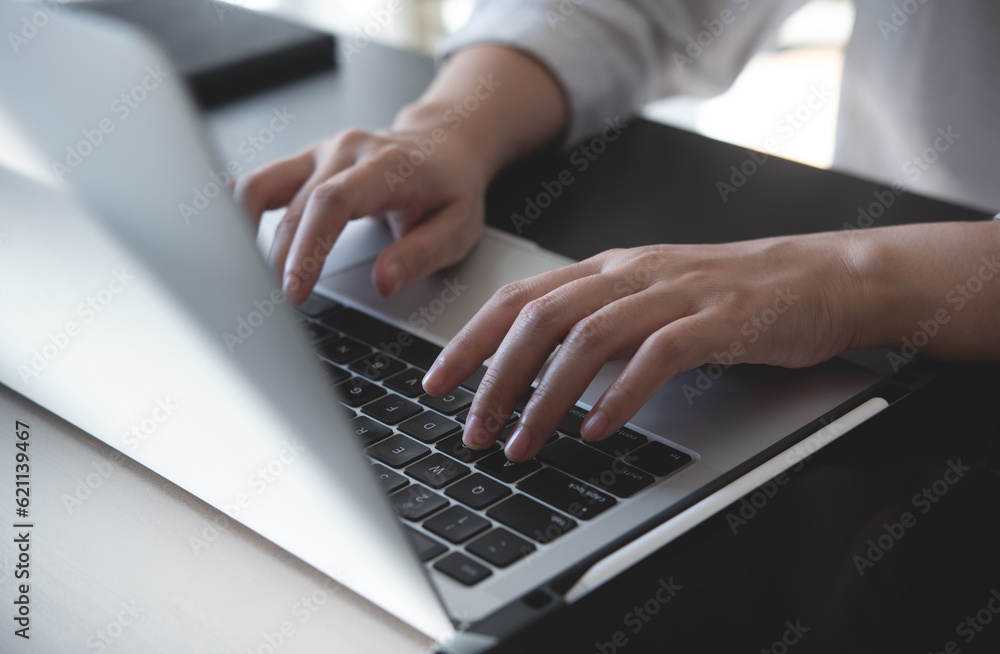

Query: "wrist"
left=392, top=99, right=509, bottom=182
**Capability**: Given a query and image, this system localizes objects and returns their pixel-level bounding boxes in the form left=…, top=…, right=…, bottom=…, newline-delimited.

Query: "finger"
left=281, top=153, right=424, bottom=303
left=267, top=147, right=356, bottom=282
left=462, top=272, right=638, bottom=453
left=371, top=199, right=483, bottom=298
left=234, top=150, right=316, bottom=231
left=505, top=288, right=694, bottom=461
left=581, top=313, right=730, bottom=441
left=422, top=258, right=604, bottom=398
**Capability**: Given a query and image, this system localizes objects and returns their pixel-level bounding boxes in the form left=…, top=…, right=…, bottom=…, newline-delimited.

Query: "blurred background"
left=226, top=0, right=855, bottom=168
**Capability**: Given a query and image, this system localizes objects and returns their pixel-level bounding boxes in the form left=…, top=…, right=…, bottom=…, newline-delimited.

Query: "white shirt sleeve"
left=439, top=0, right=811, bottom=145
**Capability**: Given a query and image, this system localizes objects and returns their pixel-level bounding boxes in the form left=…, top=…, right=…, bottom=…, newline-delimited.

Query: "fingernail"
left=504, top=424, right=530, bottom=461
left=386, top=262, right=406, bottom=296
left=463, top=416, right=487, bottom=449
left=283, top=273, right=301, bottom=298
left=581, top=410, right=608, bottom=441
left=422, top=360, right=446, bottom=392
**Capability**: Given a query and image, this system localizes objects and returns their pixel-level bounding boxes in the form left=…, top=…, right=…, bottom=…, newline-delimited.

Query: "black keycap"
left=350, top=354, right=406, bottom=382
left=455, top=409, right=470, bottom=423
left=296, top=294, right=342, bottom=318
left=318, top=336, right=370, bottom=365
left=587, top=426, right=648, bottom=457
left=320, top=308, right=441, bottom=369
left=446, top=473, right=511, bottom=509
left=318, top=360, right=351, bottom=385
left=363, top=395, right=422, bottom=425
left=476, top=451, right=541, bottom=483
left=405, top=526, right=446, bottom=562
left=558, top=405, right=589, bottom=438
left=372, top=464, right=408, bottom=493
left=424, top=506, right=490, bottom=544
left=433, top=552, right=491, bottom=586
left=460, top=366, right=489, bottom=392
left=518, top=468, right=616, bottom=520
left=419, top=388, right=473, bottom=415
left=367, top=434, right=429, bottom=468
left=399, top=412, right=460, bottom=443
left=628, top=441, right=692, bottom=477
left=348, top=415, right=393, bottom=446
left=384, top=368, right=427, bottom=398
left=405, top=453, right=470, bottom=489
left=487, top=494, right=576, bottom=544
left=335, top=377, right=386, bottom=407
left=436, top=434, right=499, bottom=463
left=538, top=438, right=654, bottom=498
left=466, top=528, right=535, bottom=568
left=302, top=320, right=336, bottom=343
left=390, top=484, right=448, bottom=521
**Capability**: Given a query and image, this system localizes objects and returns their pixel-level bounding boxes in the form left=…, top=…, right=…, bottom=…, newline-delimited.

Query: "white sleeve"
left=439, top=0, right=811, bottom=145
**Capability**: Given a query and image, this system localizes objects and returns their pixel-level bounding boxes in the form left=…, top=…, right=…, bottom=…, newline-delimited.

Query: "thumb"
left=372, top=199, right=483, bottom=297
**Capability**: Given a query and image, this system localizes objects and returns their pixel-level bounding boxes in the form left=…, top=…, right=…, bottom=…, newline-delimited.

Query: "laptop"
left=0, top=5, right=924, bottom=651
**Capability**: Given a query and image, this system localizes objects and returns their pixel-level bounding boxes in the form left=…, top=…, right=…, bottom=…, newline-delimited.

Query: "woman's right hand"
left=234, top=121, right=490, bottom=304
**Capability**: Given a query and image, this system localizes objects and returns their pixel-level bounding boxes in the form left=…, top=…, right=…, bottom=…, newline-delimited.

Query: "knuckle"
left=518, top=294, right=564, bottom=330
left=333, top=128, right=369, bottom=151
left=492, top=281, right=532, bottom=313
left=644, top=329, right=683, bottom=367
left=564, top=314, right=611, bottom=355
left=307, top=182, right=350, bottom=213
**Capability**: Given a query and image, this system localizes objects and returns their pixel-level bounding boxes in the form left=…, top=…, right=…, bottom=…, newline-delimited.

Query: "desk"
left=2, top=28, right=998, bottom=654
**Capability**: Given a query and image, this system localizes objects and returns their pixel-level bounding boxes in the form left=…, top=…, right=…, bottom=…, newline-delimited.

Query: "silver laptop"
left=0, top=6, right=906, bottom=651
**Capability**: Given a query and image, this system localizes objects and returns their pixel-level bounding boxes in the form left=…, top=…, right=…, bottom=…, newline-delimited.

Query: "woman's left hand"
left=421, top=233, right=868, bottom=462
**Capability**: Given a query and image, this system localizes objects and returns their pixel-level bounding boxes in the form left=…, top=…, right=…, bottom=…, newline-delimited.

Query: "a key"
left=405, top=453, right=470, bottom=489
left=423, top=505, right=490, bottom=544
left=366, top=434, right=429, bottom=468
left=445, top=473, right=511, bottom=510
left=486, top=494, right=576, bottom=544
left=399, top=411, right=460, bottom=443
left=476, top=451, right=540, bottom=483
left=466, top=527, right=535, bottom=568
left=518, top=468, right=616, bottom=520
left=362, top=395, right=422, bottom=425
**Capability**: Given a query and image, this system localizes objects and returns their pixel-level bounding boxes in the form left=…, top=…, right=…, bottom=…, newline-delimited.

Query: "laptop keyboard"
left=296, top=294, right=694, bottom=586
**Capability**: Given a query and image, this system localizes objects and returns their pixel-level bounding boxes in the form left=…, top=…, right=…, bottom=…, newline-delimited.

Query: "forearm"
left=392, top=44, right=568, bottom=183
left=848, top=220, right=1000, bottom=362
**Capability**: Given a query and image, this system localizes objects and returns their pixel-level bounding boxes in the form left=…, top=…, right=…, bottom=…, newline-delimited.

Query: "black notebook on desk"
left=82, top=0, right=336, bottom=107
